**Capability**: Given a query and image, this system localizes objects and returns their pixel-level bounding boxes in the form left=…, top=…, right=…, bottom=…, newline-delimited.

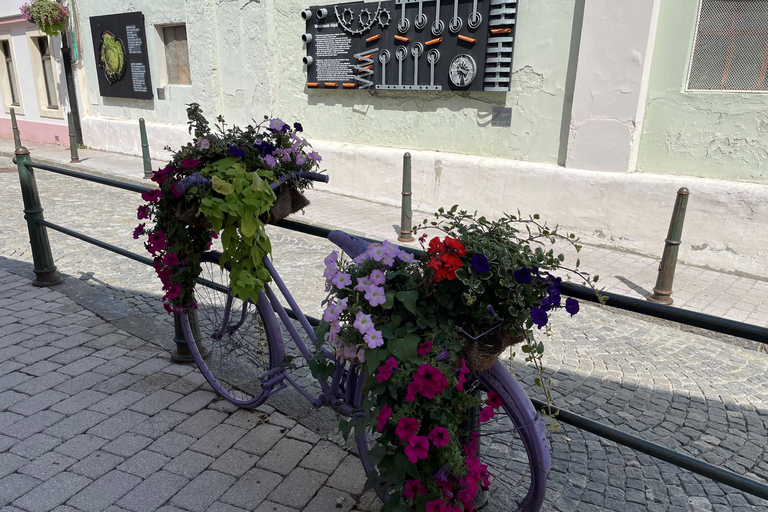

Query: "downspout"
left=60, top=0, right=82, bottom=144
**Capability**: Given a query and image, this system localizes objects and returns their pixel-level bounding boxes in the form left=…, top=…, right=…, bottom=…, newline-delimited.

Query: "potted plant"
left=20, top=0, right=70, bottom=37
left=134, top=104, right=324, bottom=313
left=314, top=206, right=601, bottom=511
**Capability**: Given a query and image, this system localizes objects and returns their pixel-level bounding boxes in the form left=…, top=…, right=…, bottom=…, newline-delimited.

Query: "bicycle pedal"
left=259, top=368, right=287, bottom=397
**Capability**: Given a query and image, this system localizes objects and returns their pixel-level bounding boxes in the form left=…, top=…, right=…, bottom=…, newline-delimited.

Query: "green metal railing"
left=12, top=145, right=768, bottom=503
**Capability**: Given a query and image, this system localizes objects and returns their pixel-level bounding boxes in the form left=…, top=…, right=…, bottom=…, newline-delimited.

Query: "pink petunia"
left=395, top=417, right=419, bottom=443
left=403, top=479, right=427, bottom=499
left=375, top=357, right=398, bottom=384
left=162, top=253, right=179, bottom=267
left=417, top=340, right=433, bottom=357
left=478, top=406, right=495, bottom=424
left=133, top=223, right=145, bottom=239
left=405, top=380, right=420, bottom=402
left=141, top=189, right=162, bottom=202
left=412, top=364, right=447, bottom=399
left=428, top=426, right=449, bottom=448
left=425, top=500, right=447, bottom=512
left=456, top=358, right=470, bottom=391
left=404, top=435, right=429, bottom=464
left=182, top=158, right=200, bottom=169
left=137, top=205, right=150, bottom=220
left=375, top=403, right=392, bottom=433
left=487, top=390, right=503, bottom=409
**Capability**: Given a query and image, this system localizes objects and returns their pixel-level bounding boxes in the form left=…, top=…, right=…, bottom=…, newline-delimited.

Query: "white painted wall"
left=0, top=0, right=25, bottom=19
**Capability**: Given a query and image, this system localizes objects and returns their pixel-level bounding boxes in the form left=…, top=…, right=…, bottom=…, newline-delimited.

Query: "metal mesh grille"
left=688, top=0, right=768, bottom=91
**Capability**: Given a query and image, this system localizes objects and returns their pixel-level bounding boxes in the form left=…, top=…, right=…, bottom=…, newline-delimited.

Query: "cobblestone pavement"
left=2, top=163, right=768, bottom=511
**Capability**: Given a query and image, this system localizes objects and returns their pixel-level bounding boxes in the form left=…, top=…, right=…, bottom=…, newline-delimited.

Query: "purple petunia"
left=565, top=297, right=580, bottom=316
left=514, top=267, right=532, bottom=284
left=531, top=307, right=548, bottom=329
left=229, top=146, right=245, bottom=158
left=293, top=122, right=303, bottom=132
left=263, top=155, right=277, bottom=168
left=470, top=253, right=489, bottom=274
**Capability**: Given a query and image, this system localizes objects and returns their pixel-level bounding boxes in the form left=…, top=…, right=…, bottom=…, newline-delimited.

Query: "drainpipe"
left=60, top=25, right=83, bottom=145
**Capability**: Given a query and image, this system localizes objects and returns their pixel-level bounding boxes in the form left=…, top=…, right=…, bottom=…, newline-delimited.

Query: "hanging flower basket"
left=20, top=0, right=70, bottom=37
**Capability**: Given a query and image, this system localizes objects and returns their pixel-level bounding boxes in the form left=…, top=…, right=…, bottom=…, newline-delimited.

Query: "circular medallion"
left=448, top=54, right=476, bottom=87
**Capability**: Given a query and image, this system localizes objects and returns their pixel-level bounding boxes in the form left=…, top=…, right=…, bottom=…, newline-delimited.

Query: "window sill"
left=3, top=105, right=24, bottom=115
left=38, top=106, right=63, bottom=119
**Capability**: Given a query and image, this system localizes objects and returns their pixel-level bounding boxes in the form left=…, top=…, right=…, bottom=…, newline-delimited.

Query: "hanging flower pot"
left=20, top=0, right=70, bottom=37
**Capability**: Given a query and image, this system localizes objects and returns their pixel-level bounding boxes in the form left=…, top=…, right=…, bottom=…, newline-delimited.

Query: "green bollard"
left=140, top=118, right=153, bottom=179
left=648, top=187, right=690, bottom=305
left=68, top=112, right=80, bottom=163
left=10, top=107, right=21, bottom=150
left=15, top=147, right=63, bottom=287
left=398, top=152, right=414, bottom=242
left=170, top=310, right=206, bottom=363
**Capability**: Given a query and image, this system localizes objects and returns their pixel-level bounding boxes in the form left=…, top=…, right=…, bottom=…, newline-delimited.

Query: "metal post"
left=67, top=112, right=80, bottom=163
left=648, top=187, right=690, bottom=305
left=398, top=152, right=414, bottom=242
left=60, top=26, right=83, bottom=145
left=170, top=310, right=205, bottom=363
left=10, top=107, right=21, bottom=150
left=15, top=147, right=63, bottom=287
left=140, top=118, right=152, bottom=179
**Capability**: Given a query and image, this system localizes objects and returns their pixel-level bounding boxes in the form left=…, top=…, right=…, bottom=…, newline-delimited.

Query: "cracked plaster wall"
left=637, top=0, right=768, bottom=184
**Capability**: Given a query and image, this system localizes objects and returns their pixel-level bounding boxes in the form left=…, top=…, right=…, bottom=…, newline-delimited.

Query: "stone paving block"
left=0, top=452, right=29, bottom=478
left=129, top=389, right=183, bottom=416
left=171, top=470, right=237, bottom=512
left=22, top=360, right=63, bottom=377
left=233, top=423, right=285, bottom=456
left=50, top=333, right=96, bottom=350
left=267, top=467, right=327, bottom=509
left=57, top=356, right=107, bottom=377
left=267, top=412, right=297, bottom=429
left=67, top=469, right=142, bottom=512
left=52, top=372, right=108, bottom=395
left=91, top=373, right=144, bottom=395
left=0, top=390, right=27, bottom=410
left=93, top=356, right=142, bottom=377
left=304, top=486, right=355, bottom=512
left=286, top=424, right=321, bottom=444
left=0, top=434, right=17, bottom=452
left=209, top=502, right=251, bottom=512
left=56, top=434, right=109, bottom=460
left=220, top=468, right=282, bottom=509
left=12, top=471, right=91, bottom=512
left=161, top=363, right=195, bottom=377
left=223, top=409, right=269, bottom=430
left=87, top=410, right=150, bottom=440
left=128, top=372, right=180, bottom=394
left=48, top=347, right=95, bottom=365
left=209, top=449, right=259, bottom=478
left=92, top=346, right=129, bottom=361
left=130, top=410, right=189, bottom=439
left=89, top=390, right=145, bottom=415
left=44, top=410, right=108, bottom=440
left=163, top=449, right=215, bottom=479
left=12, top=346, right=63, bottom=365
left=13, top=372, right=70, bottom=395
left=69, top=451, right=125, bottom=480
left=326, top=455, right=368, bottom=494
left=128, top=357, right=172, bottom=376
left=168, top=389, right=216, bottom=414
left=173, top=409, right=228, bottom=438
left=118, top=450, right=171, bottom=478
left=252, top=501, right=296, bottom=512
left=51, top=390, right=109, bottom=415
left=0, top=360, right=25, bottom=377
left=256, top=438, right=313, bottom=476
left=0, top=372, right=33, bottom=392
left=165, top=372, right=208, bottom=395
left=19, top=451, right=77, bottom=480
left=0, top=331, right=33, bottom=348
left=102, top=433, right=154, bottom=458
left=148, top=432, right=196, bottom=458
left=0, top=411, right=24, bottom=429
left=300, top=440, right=349, bottom=474
left=116, top=470, right=189, bottom=512
left=10, top=433, right=62, bottom=460
left=0, top=473, right=42, bottom=507
left=9, top=389, right=69, bottom=416
left=5, top=410, right=65, bottom=440
left=190, top=423, right=248, bottom=458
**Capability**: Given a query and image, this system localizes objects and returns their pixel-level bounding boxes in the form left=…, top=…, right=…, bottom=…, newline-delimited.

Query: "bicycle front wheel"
left=182, top=252, right=283, bottom=408
left=353, top=361, right=549, bottom=512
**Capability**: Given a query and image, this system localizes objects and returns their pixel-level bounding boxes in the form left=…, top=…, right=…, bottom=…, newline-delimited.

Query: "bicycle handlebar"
left=270, top=170, right=329, bottom=190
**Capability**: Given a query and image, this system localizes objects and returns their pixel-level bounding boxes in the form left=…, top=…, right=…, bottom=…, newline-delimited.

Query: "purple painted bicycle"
left=180, top=173, right=550, bottom=511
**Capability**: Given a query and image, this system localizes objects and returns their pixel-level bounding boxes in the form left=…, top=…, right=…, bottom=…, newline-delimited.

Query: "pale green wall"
left=637, top=0, right=768, bottom=183
left=269, top=0, right=576, bottom=163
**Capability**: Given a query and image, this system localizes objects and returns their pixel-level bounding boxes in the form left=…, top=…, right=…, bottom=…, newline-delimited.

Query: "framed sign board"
left=89, top=12, right=153, bottom=100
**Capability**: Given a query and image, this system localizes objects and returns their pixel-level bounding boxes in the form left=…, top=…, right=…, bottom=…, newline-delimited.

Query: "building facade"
left=5, top=0, right=768, bottom=277
left=0, top=0, right=71, bottom=145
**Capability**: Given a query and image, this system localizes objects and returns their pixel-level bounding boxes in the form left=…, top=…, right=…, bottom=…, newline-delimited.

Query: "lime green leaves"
left=197, top=157, right=278, bottom=303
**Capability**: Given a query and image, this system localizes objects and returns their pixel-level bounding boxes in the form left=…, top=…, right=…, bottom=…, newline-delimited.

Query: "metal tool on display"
left=396, top=45, right=407, bottom=85
left=468, top=0, right=482, bottom=28
left=411, top=42, right=424, bottom=86
left=414, top=0, right=428, bottom=29
left=431, top=0, right=444, bottom=35
left=427, top=48, right=440, bottom=86
left=379, top=49, right=391, bottom=85
left=449, top=0, right=462, bottom=33
left=398, top=0, right=409, bottom=33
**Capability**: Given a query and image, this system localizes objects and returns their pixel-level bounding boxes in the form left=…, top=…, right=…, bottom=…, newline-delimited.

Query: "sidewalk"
left=2, top=136, right=768, bottom=331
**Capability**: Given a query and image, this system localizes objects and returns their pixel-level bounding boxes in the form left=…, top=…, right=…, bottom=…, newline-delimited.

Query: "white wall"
left=0, top=0, right=25, bottom=19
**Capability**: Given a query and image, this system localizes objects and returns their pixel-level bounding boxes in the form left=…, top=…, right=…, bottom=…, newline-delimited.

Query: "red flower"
left=487, top=390, right=502, bottom=409
left=428, top=237, right=443, bottom=254
left=416, top=340, right=433, bottom=357
left=404, top=435, right=429, bottom=463
left=376, top=403, right=392, bottom=433
left=395, top=417, right=419, bottom=443
left=403, top=479, right=427, bottom=498
left=428, top=426, right=449, bottom=448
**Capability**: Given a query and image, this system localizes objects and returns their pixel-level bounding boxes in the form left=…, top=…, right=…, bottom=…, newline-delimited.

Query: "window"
left=688, top=0, right=768, bottom=91
left=162, top=25, right=191, bottom=85
left=36, top=37, right=58, bottom=108
left=0, top=40, right=20, bottom=106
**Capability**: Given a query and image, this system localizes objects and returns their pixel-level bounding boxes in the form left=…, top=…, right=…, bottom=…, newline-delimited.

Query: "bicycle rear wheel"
left=353, top=361, right=549, bottom=512
left=182, top=252, right=283, bottom=408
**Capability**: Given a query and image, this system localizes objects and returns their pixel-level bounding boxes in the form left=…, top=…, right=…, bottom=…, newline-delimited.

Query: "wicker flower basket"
left=460, top=324, right=525, bottom=371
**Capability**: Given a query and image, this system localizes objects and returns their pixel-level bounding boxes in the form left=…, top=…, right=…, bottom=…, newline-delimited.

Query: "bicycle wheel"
left=353, top=361, right=549, bottom=512
left=182, top=252, right=284, bottom=408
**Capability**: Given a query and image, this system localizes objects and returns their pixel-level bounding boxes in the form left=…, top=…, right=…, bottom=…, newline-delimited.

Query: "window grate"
left=688, top=0, right=768, bottom=91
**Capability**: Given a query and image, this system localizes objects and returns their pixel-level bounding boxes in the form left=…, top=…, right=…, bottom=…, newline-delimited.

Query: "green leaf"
left=382, top=291, right=395, bottom=309
left=241, top=213, right=258, bottom=238
left=211, top=176, right=235, bottom=195
left=395, top=290, right=419, bottom=315
left=387, top=333, right=419, bottom=362
left=339, top=419, right=353, bottom=441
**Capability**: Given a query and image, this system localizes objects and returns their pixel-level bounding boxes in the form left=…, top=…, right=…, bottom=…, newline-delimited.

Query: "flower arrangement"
left=134, top=104, right=323, bottom=313
left=20, top=0, right=69, bottom=37
left=313, top=206, right=600, bottom=511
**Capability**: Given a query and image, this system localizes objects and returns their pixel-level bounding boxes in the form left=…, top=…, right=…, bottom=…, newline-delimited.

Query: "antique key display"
left=302, top=0, right=517, bottom=92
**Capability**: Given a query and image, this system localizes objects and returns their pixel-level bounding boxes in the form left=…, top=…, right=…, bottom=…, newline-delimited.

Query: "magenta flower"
left=412, top=364, right=447, bottom=399
left=162, top=253, right=180, bottom=267
left=405, top=380, right=420, bottom=403
left=417, top=339, right=433, bottom=357
left=478, top=406, right=495, bottom=424
left=146, top=232, right=168, bottom=254
left=487, top=390, right=503, bottom=409
left=136, top=205, right=150, bottom=220
left=375, top=357, right=398, bottom=384
left=165, top=283, right=182, bottom=300
left=151, top=166, right=171, bottom=185
left=376, top=403, right=392, bottom=433
left=403, top=479, right=427, bottom=499
left=141, top=190, right=162, bottom=202
left=425, top=500, right=447, bottom=512
left=395, top=417, right=419, bottom=443
left=456, top=358, right=469, bottom=391
left=182, top=158, right=200, bottom=169
left=404, top=435, right=429, bottom=464
left=133, top=223, right=145, bottom=239
left=428, top=426, right=449, bottom=448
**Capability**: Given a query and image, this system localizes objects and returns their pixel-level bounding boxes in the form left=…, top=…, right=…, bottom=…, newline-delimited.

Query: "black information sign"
left=90, top=12, right=153, bottom=100
left=302, top=0, right=517, bottom=92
